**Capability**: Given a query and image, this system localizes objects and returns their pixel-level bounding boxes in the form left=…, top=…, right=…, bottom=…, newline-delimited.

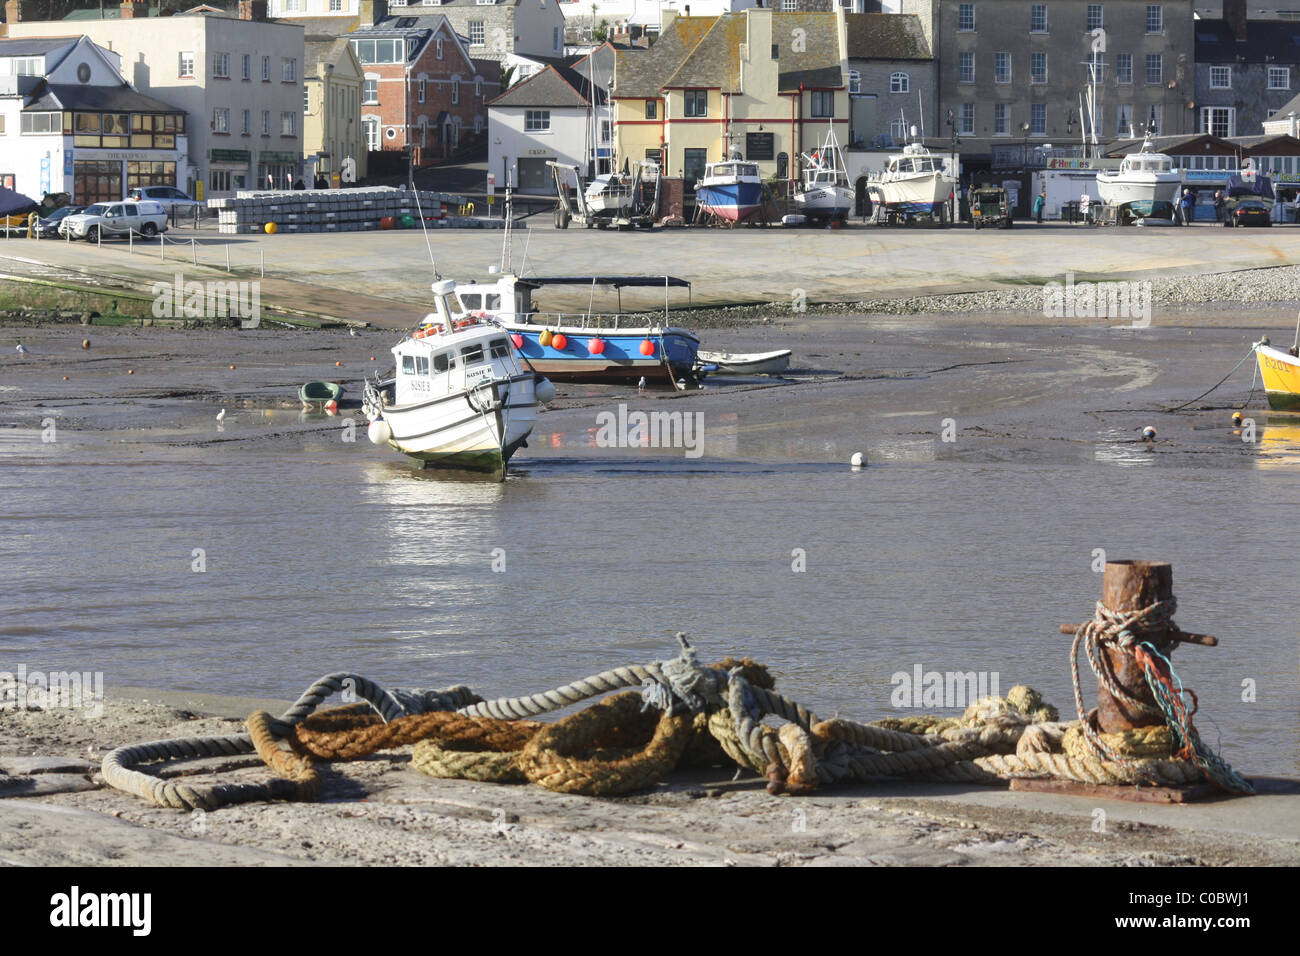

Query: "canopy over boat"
left=0, top=186, right=38, bottom=218
left=522, top=275, right=691, bottom=290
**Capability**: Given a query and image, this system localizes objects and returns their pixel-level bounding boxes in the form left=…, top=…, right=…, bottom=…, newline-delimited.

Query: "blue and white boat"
left=695, top=159, right=765, bottom=224
left=453, top=273, right=701, bottom=387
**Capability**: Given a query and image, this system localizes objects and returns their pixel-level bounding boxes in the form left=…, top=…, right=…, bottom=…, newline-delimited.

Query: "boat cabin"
left=706, top=162, right=760, bottom=180
left=1122, top=155, right=1174, bottom=174
left=887, top=152, right=939, bottom=175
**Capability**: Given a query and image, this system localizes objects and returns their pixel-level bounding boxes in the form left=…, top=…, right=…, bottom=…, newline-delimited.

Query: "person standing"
left=1033, top=186, right=1045, bottom=223
left=1179, top=187, right=1195, bottom=225
left=1213, top=188, right=1225, bottom=224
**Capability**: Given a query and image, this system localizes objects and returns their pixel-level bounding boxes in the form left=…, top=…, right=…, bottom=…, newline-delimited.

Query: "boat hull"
left=877, top=173, right=950, bottom=210
left=1094, top=174, right=1182, bottom=209
left=1256, top=344, right=1300, bottom=410
left=504, top=324, right=700, bottom=384
left=697, top=348, right=791, bottom=375
left=793, top=186, right=852, bottom=221
left=379, top=375, right=536, bottom=474
left=695, top=181, right=765, bottom=222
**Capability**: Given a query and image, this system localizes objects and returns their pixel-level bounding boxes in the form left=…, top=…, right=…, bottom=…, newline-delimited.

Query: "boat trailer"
left=547, top=161, right=660, bottom=231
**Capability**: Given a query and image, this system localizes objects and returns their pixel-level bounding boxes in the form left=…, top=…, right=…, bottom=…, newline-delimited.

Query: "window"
left=213, top=108, right=229, bottom=133
left=525, top=110, right=550, bottom=131
left=364, top=117, right=379, bottom=150
left=475, top=77, right=482, bottom=99
left=418, top=78, right=426, bottom=103
left=553, top=26, right=561, bottom=51
left=958, top=103, right=974, bottom=135
left=849, top=70, right=861, bottom=94
left=353, top=39, right=406, bottom=64
left=890, top=118, right=908, bottom=142
left=1201, top=106, right=1233, bottom=137
left=1146, top=104, right=1161, bottom=134
left=241, top=109, right=250, bottom=135
left=437, top=39, right=443, bottom=59
left=1145, top=53, right=1161, bottom=85
left=11, top=56, right=41, bottom=75
left=645, top=99, right=657, bottom=119
left=1086, top=51, right=1104, bottom=82
left=469, top=20, right=485, bottom=45
left=684, top=89, right=707, bottom=117
left=363, top=78, right=377, bottom=103
left=683, top=147, right=708, bottom=187
left=1270, top=66, right=1291, bottom=90
left=179, top=52, right=195, bottom=78
left=958, top=3, right=974, bottom=30
left=1030, top=3, right=1047, bottom=32
left=1145, top=4, right=1162, bottom=33
left=1210, top=66, right=1231, bottom=89
left=890, top=72, right=909, bottom=93
left=1116, top=103, right=1132, bottom=136
left=241, top=54, right=250, bottom=80
left=304, top=88, right=311, bottom=113
left=451, top=80, right=459, bottom=105
left=958, top=52, right=974, bottom=83
left=262, top=56, right=270, bottom=82
left=213, top=52, right=229, bottom=78
left=1087, top=4, right=1102, bottom=30
left=1116, top=53, right=1132, bottom=84
left=283, top=58, right=296, bottom=83
left=994, top=53, right=1010, bottom=84
left=810, top=90, right=834, bottom=117
left=1030, top=103, right=1046, bottom=135
left=282, top=112, right=296, bottom=136
left=1031, top=51, right=1047, bottom=84
left=600, top=119, right=611, bottom=143
left=994, top=102, right=1009, bottom=135
left=261, top=110, right=270, bottom=136
left=20, top=112, right=58, bottom=134
left=330, top=0, right=342, bottom=9
left=781, top=0, right=796, bottom=8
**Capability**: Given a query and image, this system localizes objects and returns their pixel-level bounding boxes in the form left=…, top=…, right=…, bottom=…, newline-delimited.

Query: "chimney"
left=1225, top=0, right=1247, bottom=42
left=238, top=0, right=268, bottom=19
left=4, top=0, right=23, bottom=26
left=119, top=1, right=148, bottom=18
left=360, top=0, right=389, bottom=26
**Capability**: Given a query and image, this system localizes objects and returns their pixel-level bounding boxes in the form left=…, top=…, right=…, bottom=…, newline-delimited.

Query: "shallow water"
left=1, top=408, right=1297, bottom=777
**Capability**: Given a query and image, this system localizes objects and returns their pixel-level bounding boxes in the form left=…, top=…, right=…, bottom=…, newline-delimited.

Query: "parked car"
left=127, top=186, right=202, bottom=215
left=1226, top=200, right=1272, bottom=227
left=37, top=204, right=83, bottom=238
left=59, top=200, right=168, bottom=241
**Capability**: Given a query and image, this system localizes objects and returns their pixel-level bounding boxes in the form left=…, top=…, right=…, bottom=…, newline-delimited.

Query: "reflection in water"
left=1256, top=421, right=1300, bottom=469
left=1094, top=429, right=1154, bottom=467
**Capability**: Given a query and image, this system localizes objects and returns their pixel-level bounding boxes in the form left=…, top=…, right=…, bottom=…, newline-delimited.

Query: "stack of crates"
left=208, top=187, right=461, bottom=235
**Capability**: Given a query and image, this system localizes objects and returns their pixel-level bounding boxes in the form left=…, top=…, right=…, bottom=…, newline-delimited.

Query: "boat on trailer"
left=453, top=273, right=701, bottom=387
left=695, top=159, right=765, bottom=224
left=793, top=132, right=852, bottom=222
left=362, top=279, right=542, bottom=478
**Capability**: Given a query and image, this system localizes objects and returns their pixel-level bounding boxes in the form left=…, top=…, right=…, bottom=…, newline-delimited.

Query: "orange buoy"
left=127, top=368, right=134, bottom=375
left=229, top=364, right=236, bottom=370
left=335, top=361, right=342, bottom=367
left=639, top=339, right=655, bottom=356
left=62, top=376, right=69, bottom=381
left=551, top=333, right=568, bottom=350
left=81, top=339, right=90, bottom=349
left=370, top=355, right=376, bottom=361
left=588, top=337, right=605, bottom=355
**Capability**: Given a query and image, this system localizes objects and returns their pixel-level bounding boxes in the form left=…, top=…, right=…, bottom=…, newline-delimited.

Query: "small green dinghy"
left=299, top=381, right=344, bottom=407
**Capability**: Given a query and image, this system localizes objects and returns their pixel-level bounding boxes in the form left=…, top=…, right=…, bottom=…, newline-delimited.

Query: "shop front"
left=257, top=151, right=301, bottom=191
left=208, top=148, right=252, bottom=199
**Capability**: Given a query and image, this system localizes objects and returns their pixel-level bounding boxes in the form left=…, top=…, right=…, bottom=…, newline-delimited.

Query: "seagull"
left=348, top=328, right=358, bottom=337
left=637, top=376, right=646, bottom=391
left=216, top=409, right=226, bottom=422
left=15, top=344, right=28, bottom=354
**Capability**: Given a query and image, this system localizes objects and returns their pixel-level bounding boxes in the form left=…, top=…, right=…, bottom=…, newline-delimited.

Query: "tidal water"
left=1, top=409, right=1297, bottom=777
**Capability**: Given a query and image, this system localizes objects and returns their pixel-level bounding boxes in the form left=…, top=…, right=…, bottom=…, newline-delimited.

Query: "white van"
left=59, top=200, right=168, bottom=241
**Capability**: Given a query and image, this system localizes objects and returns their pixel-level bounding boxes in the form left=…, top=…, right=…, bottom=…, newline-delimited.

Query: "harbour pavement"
left=6, top=219, right=1300, bottom=325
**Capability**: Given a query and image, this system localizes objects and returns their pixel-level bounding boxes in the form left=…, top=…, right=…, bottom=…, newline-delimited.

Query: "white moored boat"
left=870, top=142, right=955, bottom=220
left=362, top=279, right=546, bottom=478
left=696, top=349, right=792, bottom=375
left=1094, top=139, right=1182, bottom=215
left=793, top=132, right=852, bottom=222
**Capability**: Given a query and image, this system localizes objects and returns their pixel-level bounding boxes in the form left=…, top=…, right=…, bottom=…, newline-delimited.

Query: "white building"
left=0, top=35, right=189, bottom=204
left=8, top=3, right=306, bottom=198
left=489, top=63, right=596, bottom=192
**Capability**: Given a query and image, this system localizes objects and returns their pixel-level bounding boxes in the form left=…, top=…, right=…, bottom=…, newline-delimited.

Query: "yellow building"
left=614, top=9, right=849, bottom=190
left=303, top=36, right=367, bottom=186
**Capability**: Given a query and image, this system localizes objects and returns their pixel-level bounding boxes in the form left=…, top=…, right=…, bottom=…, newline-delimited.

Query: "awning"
left=527, top=275, right=691, bottom=289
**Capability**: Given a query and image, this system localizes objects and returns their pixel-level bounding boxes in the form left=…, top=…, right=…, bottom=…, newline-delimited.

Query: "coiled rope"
left=102, top=631, right=1252, bottom=811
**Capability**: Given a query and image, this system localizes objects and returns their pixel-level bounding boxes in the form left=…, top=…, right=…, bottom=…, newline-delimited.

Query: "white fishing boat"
left=582, top=172, right=634, bottom=218
left=1094, top=139, right=1182, bottom=214
left=793, top=132, right=852, bottom=222
left=362, top=279, right=544, bottom=478
left=696, top=348, right=792, bottom=375
left=870, top=142, right=955, bottom=220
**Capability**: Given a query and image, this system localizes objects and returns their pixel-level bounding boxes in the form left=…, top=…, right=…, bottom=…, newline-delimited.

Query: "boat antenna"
left=587, top=276, right=598, bottom=320
left=411, top=176, right=439, bottom=280
left=917, top=90, right=924, bottom=139
left=500, top=184, right=513, bottom=273
left=1293, top=308, right=1300, bottom=353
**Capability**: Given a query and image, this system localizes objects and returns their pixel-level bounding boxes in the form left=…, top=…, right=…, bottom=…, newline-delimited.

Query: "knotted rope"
left=1069, top=600, right=1252, bottom=794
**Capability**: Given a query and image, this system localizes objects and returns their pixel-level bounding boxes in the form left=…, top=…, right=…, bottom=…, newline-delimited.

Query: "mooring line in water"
left=1165, top=343, right=1260, bottom=412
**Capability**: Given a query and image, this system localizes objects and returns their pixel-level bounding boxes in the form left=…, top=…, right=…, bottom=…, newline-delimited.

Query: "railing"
left=513, top=311, right=674, bottom=331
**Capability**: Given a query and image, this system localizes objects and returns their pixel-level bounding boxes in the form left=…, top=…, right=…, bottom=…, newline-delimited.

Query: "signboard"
left=64, top=150, right=73, bottom=176
left=487, top=172, right=495, bottom=195
left=99, top=150, right=169, bottom=162
left=1046, top=157, right=1121, bottom=170
left=746, top=132, right=775, bottom=161
left=40, top=155, right=50, bottom=195
left=210, top=148, right=251, bottom=164
left=259, top=151, right=298, bottom=164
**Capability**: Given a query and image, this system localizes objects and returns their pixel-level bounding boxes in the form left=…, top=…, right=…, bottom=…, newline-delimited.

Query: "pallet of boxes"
left=208, top=186, right=490, bottom=235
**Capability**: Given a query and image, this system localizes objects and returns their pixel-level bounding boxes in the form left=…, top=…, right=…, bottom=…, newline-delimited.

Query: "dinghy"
left=696, top=349, right=791, bottom=375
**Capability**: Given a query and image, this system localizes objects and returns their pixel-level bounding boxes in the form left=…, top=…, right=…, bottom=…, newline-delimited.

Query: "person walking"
left=1033, top=187, right=1045, bottom=224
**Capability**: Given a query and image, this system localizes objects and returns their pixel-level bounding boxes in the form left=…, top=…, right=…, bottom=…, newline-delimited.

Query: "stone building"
left=899, top=0, right=1197, bottom=164
left=1195, top=0, right=1300, bottom=136
left=303, top=35, right=368, bottom=183
left=845, top=12, right=934, bottom=148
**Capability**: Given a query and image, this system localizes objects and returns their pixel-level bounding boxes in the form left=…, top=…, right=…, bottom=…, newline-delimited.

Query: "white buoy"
left=535, top=377, right=557, bottom=404
left=850, top=452, right=866, bottom=468
left=368, top=419, right=392, bottom=445
left=15, top=344, right=28, bottom=354
left=1142, top=426, right=1157, bottom=441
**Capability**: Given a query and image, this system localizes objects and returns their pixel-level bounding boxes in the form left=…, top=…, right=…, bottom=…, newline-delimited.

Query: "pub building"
left=0, top=36, right=189, bottom=205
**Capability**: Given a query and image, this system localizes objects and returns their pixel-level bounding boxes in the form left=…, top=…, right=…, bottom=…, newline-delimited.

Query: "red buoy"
left=510, top=333, right=524, bottom=349
left=639, top=339, right=655, bottom=356
left=551, top=333, right=568, bottom=350
left=588, top=337, right=605, bottom=355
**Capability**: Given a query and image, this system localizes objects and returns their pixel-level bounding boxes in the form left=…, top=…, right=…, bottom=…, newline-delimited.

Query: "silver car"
left=127, top=186, right=202, bottom=214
